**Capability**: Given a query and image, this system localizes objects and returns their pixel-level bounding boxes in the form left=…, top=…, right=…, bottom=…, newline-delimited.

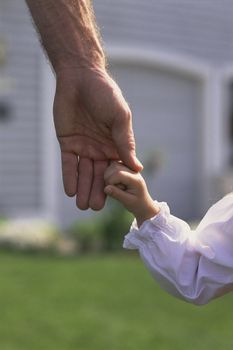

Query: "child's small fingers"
left=104, top=185, right=133, bottom=204
left=117, top=183, right=127, bottom=191
left=104, top=165, right=116, bottom=182
left=104, top=162, right=136, bottom=182
left=105, top=170, right=138, bottom=188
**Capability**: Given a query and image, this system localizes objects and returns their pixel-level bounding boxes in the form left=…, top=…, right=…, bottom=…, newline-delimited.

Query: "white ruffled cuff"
left=122, top=195, right=233, bottom=304
left=123, top=201, right=172, bottom=249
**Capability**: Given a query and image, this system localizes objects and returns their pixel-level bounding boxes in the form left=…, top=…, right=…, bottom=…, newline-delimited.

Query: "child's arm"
left=104, top=161, right=160, bottom=227
left=105, top=162, right=233, bottom=305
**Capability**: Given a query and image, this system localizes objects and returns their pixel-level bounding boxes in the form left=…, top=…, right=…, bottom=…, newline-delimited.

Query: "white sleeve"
left=123, top=193, right=233, bottom=305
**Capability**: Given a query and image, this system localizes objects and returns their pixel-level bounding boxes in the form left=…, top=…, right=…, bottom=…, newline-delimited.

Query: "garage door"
left=110, top=62, right=202, bottom=220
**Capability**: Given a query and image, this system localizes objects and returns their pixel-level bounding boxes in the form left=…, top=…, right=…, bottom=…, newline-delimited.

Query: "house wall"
left=110, top=62, right=203, bottom=220
left=94, top=0, right=233, bottom=66
left=0, top=0, right=231, bottom=226
left=0, top=0, right=44, bottom=217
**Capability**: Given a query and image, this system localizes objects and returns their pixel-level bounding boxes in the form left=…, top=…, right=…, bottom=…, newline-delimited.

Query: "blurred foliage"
left=0, top=217, right=7, bottom=226
left=67, top=219, right=104, bottom=253
left=68, top=199, right=134, bottom=252
left=100, top=199, right=134, bottom=251
left=142, top=149, right=164, bottom=175
left=0, top=201, right=134, bottom=255
left=0, top=219, right=60, bottom=253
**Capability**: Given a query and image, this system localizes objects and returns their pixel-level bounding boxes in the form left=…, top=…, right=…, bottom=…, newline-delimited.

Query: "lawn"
left=0, top=251, right=232, bottom=350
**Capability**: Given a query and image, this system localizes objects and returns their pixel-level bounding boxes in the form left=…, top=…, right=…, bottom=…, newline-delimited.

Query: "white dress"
left=123, top=193, right=233, bottom=305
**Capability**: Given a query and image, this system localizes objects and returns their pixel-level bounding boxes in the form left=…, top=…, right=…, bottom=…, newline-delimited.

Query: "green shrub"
left=67, top=218, right=104, bottom=253
left=0, top=217, right=7, bottom=226
left=68, top=199, right=133, bottom=253
left=100, top=199, right=134, bottom=251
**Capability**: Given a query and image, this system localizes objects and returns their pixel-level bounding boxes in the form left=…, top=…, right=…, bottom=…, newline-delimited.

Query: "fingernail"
left=136, top=159, right=143, bottom=169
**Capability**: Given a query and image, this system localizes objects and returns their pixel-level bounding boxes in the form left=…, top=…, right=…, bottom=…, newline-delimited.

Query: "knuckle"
left=135, top=172, right=143, bottom=181
left=137, top=175, right=144, bottom=185
left=117, top=170, right=126, bottom=179
left=125, top=108, right=132, bottom=122
left=127, top=135, right=136, bottom=153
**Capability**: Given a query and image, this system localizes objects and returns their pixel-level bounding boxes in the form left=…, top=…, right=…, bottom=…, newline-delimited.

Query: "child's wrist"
left=135, top=201, right=160, bottom=228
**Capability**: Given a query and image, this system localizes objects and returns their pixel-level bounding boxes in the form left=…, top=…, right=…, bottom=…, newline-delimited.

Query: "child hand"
left=104, top=161, right=160, bottom=227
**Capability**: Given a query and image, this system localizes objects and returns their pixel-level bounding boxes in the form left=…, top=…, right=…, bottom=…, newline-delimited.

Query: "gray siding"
left=109, top=63, right=202, bottom=220
left=0, top=0, right=230, bottom=224
left=0, top=0, right=43, bottom=216
left=94, top=0, right=233, bottom=66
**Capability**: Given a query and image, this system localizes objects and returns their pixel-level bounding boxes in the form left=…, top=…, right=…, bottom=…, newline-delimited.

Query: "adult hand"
left=26, top=0, right=142, bottom=211
left=54, top=67, right=143, bottom=211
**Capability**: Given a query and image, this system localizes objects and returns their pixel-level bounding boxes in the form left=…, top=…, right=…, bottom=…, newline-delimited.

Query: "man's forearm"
left=26, top=0, right=106, bottom=73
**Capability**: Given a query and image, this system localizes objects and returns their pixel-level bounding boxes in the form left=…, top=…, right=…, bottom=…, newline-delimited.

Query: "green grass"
left=0, top=251, right=232, bottom=350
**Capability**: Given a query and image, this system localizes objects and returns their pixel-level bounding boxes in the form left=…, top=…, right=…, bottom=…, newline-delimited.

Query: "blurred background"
left=0, top=1, right=233, bottom=349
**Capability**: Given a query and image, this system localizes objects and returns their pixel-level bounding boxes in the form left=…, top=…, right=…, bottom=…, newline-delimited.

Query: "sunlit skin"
left=104, top=161, right=160, bottom=227
left=54, top=67, right=142, bottom=210
left=26, top=0, right=143, bottom=211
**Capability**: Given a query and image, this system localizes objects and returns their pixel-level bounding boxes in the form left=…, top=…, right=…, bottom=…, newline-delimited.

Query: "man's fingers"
left=89, top=160, right=108, bottom=211
left=76, top=157, right=93, bottom=210
left=61, top=152, right=78, bottom=197
left=112, top=109, right=143, bottom=172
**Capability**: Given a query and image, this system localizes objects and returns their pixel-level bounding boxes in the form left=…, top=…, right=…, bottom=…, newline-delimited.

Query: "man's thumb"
left=113, top=120, right=143, bottom=172
left=119, top=146, right=143, bottom=172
